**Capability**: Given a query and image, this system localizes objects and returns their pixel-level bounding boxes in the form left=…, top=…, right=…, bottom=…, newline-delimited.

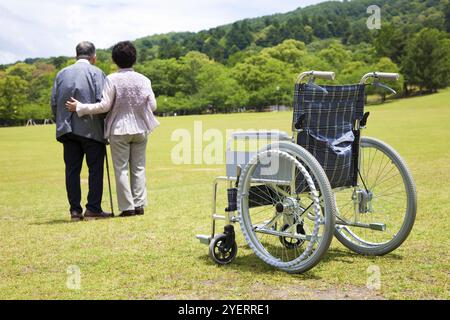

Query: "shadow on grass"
left=197, top=253, right=322, bottom=280
left=31, top=215, right=128, bottom=226
left=322, top=247, right=403, bottom=263
left=31, top=219, right=73, bottom=226
left=198, top=245, right=403, bottom=277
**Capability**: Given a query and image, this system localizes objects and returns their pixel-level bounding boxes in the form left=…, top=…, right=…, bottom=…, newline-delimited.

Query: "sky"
left=0, top=0, right=327, bottom=64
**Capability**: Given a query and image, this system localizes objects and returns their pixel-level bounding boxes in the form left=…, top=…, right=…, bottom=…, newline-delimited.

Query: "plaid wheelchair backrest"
left=293, top=83, right=366, bottom=189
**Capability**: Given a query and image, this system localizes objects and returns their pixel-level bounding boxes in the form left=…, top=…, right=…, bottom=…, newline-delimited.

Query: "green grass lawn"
left=0, top=90, right=449, bottom=300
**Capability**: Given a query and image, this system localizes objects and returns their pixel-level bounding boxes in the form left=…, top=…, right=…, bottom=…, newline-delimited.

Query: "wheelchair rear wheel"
left=238, top=142, right=336, bottom=274
left=334, top=137, right=417, bottom=255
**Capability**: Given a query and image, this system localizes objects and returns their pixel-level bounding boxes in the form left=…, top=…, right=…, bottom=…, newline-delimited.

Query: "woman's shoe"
left=119, top=210, right=135, bottom=217
left=135, top=206, right=144, bottom=215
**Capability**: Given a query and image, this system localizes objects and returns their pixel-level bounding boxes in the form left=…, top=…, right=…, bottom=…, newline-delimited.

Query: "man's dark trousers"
left=62, top=133, right=106, bottom=214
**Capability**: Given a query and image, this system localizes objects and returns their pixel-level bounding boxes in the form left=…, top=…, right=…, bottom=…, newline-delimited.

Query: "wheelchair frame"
left=197, top=70, right=416, bottom=271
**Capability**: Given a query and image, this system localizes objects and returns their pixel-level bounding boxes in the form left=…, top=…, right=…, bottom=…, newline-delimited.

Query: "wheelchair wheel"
left=279, top=223, right=305, bottom=249
left=209, top=234, right=238, bottom=265
left=238, top=142, right=335, bottom=274
left=334, top=137, right=417, bottom=255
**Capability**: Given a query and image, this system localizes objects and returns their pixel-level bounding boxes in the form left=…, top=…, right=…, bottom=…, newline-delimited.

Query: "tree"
left=262, top=40, right=307, bottom=67
left=196, top=63, right=248, bottom=112
left=29, top=63, right=56, bottom=106
left=95, top=50, right=115, bottom=74
left=231, top=53, right=294, bottom=110
left=156, top=93, right=202, bottom=115
left=339, top=61, right=374, bottom=85
left=311, top=15, right=331, bottom=39
left=134, top=58, right=180, bottom=96
left=445, top=0, right=450, bottom=33
left=419, top=7, right=445, bottom=30
left=347, top=20, right=373, bottom=44
left=226, top=45, right=262, bottom=67
left=177, top=51, right=212, bottom=95
left=225, top=21, right=253, bottom=51
left=303, top=25, right=314, bottom=44
left=256, top=25, right=281, bottom=47
left=158, top=38, right=184, bottom=59
left=402, top=28, right=450, bottom=92
left=5, top=63, right=35, bottom=82
left=51, top=56, right=69, bottom=69
left=349, top=42, right=378, bottom=65
left=295, top=53, right=332, bottom=75
left=0, top=75, right=28, bottom=119
left=374, top=24, right=408, bottom=64
left=318, top=42, right=352, bottom=71
left=203, top=37, right=225, bottom=62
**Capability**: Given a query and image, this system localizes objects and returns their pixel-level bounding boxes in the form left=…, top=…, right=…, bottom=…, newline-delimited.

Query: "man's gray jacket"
left=51, top=60, right=106, bottom=143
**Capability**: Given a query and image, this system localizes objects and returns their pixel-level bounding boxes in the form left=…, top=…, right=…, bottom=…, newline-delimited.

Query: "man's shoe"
left=119, top=210, right=135, bottom=217
left=84, top=209, right=114, bottom=220
left=70, top=210, right=83, bottom=221
left=134, top=206, right=144, bottom=215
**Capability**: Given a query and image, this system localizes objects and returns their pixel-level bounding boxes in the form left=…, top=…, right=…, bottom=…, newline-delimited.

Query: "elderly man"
left=51, top=41, right=113, bottom=221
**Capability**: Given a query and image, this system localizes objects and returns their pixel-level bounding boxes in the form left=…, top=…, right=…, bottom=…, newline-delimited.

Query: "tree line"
left=0, top=0, right=449, bottom=121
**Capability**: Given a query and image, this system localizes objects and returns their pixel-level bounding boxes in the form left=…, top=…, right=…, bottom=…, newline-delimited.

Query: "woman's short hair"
left=112, top=41, right=137, bottom=69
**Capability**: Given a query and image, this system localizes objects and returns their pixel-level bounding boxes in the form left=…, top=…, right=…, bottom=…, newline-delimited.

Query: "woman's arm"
left=148, top=79, right=157, bottom=112
left=65, top=79, right=115, bottom=116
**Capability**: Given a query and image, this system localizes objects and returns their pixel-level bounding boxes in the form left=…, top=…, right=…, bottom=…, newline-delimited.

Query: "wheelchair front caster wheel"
left=209, top=234, right=238, bottom=265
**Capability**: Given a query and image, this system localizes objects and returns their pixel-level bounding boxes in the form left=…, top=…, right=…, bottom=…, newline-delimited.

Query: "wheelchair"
left=196, top=70, right=417, bottom=273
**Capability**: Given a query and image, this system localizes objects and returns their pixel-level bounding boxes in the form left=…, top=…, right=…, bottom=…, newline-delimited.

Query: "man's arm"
left=50, top=78, right=58, bottom=118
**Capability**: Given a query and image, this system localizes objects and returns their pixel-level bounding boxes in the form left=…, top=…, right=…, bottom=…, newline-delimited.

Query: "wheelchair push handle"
left=312, top=71, right=336, bottom=80
left=360, top=71, right=400, bottom=95
left=296, top=70, right=335, bottom=83
left=376, top=72, right=399, bottom=81
left=360, top=72, right=399, bottom=84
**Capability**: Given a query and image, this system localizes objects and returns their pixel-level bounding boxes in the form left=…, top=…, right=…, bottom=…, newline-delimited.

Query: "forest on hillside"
left=0, top=0, right=449, bottom=121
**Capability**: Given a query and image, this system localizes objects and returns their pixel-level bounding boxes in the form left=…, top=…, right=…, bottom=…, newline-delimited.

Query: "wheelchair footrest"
left=196, top=234, right=211, bottom=245
left=369, top=223, right=386, bottom=231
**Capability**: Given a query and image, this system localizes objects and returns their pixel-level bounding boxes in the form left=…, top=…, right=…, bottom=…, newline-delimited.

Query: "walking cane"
left=105, top=147, right=115, bottom=216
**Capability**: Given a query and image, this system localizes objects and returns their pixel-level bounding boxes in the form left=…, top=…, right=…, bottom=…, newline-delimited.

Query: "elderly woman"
left=66, top=41, right=159, bottom=217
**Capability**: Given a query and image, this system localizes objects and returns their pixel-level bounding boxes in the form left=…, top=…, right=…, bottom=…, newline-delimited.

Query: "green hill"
left=133, top=0, right=449, bottom=62
left=0, top=0, right=449, bottom=121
